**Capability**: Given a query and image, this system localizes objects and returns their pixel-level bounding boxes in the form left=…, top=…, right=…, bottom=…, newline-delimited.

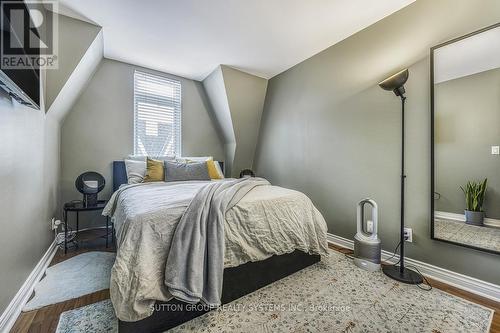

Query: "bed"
left=105, top=161, right=329, bottom=333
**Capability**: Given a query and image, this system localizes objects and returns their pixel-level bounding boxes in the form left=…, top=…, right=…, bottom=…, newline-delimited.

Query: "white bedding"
left=103, top=179, right=328, bottom=322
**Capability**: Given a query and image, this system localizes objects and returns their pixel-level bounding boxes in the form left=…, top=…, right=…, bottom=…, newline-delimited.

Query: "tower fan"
left=353, top=199, right=381, bottom=272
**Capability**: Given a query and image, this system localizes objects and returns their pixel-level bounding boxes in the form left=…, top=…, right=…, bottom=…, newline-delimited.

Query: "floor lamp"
left=378, top=69, right=423, bottom=285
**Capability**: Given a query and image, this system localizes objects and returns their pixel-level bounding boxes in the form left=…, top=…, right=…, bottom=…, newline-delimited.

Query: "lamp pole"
left=381, top=92, right=422, bottom=284
left=400, top=95, right=406, bottom=275
left=379, top=68, right=423, bottom=284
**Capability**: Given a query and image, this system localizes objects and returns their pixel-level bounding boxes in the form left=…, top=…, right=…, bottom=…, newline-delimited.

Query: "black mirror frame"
left=430, top=22, right=500, bottom=255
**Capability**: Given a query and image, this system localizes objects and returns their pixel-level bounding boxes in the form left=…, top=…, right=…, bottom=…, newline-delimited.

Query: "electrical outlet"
left=366, top=220, right=374, bottom=233
left=51, top=218, right=62, bottom=230
left=492, top=146, right=500, bottom=155
left=403, top=227, right=413, bottom=242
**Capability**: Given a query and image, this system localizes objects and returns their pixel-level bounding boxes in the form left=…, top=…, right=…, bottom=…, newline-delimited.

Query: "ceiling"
left=434, top=25, right=500, bottom=83
left=55, top=0, right=415, bottom=81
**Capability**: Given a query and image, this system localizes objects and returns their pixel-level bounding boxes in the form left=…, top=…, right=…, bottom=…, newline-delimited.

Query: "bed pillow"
left=206, top=160, right=224, bottom=179
left=175, top=156, right=212, bottom=163
left=127, top=155, right=176, bottom=161
left=180, top=157, right=224, bottom=179
left=127, top=155, right=147, bottom=162
left=124, top=159, right=146, bottom=184
left=164, top=161, right=210, bottom=182
left=143, top=158, right=165, bottom=182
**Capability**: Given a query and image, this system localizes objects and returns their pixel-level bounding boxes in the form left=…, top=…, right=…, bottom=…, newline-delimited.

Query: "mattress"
left=103, top=179, right=328, bottom=321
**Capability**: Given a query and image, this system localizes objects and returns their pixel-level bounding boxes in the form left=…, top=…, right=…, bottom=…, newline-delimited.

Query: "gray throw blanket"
left=164, top=177, right=270, bottom=307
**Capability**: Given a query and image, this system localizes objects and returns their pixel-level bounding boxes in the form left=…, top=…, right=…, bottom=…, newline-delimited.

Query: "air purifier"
left=354, top=198, right=381, bottom=272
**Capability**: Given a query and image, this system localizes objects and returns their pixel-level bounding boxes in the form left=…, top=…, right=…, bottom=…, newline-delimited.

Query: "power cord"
left=383, top=241, right=401, bottom=266
left=383, top=242, right=432, bottom=291
left=55, top=224, right=77, bottom=249
left=54, top=204, right=80, bottom=250
left=405, top=264, right=433, bottom=291
left=346, top=240, right=432, bottom=292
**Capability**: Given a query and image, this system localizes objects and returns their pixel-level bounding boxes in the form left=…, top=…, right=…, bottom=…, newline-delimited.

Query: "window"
left=134, top=70, right=181, bottom=157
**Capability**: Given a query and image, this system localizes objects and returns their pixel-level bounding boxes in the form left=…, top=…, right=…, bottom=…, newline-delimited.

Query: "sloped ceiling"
left=202, top=65, right=267, bottom=177
left=221, top=66, right=268, bottom=176
left=48, top=31, right=103, bottom=122
left=201, top=66, right=236, bottom=176
left=45, top=15, right=100, bottom=108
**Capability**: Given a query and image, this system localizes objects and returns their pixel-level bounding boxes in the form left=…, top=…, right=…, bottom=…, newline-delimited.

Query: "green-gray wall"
left=254, top=0, right=500, bottom=284
left=0, top=11, right=100, bottom=316
left=0, top=91, right=59, bottom=315
left=61, top=59, right=224, bottom=228
left=435, top=68, right=500, bottom=218
left=201, top=65, right=268, bottom=177
left=221, top=66, right=268, bottom=177
left=202, top=66, right=237, bottom=176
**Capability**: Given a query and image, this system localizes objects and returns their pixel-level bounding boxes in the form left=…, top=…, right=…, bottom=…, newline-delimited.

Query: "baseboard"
left=435, top=210, right=500, bottom=228
left=327, top=233, right=500, bottom=303
left=0, top=240, right=57, bottom=333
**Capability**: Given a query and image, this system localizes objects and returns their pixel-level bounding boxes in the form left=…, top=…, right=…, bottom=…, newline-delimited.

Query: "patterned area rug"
left=55, top=250, right=493, bottom=333
left=24, top=251, right=116, bottom=311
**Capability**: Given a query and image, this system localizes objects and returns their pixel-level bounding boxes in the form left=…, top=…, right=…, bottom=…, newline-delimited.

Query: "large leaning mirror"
left=431, top=23, right=500, bottom=254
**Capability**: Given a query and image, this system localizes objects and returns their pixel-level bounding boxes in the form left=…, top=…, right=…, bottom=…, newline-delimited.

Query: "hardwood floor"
left=9, top=239, right=500, bottom=332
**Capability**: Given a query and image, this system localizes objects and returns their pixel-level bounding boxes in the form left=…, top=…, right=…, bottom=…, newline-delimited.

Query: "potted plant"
left=460, top=179, right=487, bottom=226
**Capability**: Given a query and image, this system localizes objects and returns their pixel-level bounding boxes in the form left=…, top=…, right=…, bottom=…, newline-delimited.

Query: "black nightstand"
left=63, top=200, right=113, bottom=254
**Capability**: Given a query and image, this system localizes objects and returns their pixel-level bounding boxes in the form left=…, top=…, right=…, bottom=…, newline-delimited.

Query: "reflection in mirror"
left=432, top=24, right=500, bottom=254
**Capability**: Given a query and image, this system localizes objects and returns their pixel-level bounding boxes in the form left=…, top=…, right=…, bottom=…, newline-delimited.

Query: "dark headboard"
left=113, top=161, right=128, bottom=192
left=113, top=160, right=225, bottom=192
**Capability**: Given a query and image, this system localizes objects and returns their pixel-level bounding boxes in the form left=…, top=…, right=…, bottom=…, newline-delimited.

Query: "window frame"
left=133, top=70, right=182, bottom=157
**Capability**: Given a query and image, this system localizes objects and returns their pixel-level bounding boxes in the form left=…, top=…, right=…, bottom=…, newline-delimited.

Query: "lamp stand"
left=83, top=193, right=98, bottom=207
left=382, top=96, right=423, bottom=285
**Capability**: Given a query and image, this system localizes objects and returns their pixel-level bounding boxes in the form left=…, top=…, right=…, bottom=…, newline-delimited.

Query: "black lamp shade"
left=75, top=172, right=105, bottom=207
left=75, top=172, right=105, bottom=194
left=379, top=69, right=409, bottom=97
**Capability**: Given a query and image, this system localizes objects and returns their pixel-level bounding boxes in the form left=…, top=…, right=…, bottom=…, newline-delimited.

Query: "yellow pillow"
left=143, top=158, right=164, bottom=182
left=206, top=160, right=223, bottom=179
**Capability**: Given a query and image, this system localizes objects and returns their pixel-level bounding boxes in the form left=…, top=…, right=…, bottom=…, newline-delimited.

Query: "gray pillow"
left=164, top=161, right=210, bottom=182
